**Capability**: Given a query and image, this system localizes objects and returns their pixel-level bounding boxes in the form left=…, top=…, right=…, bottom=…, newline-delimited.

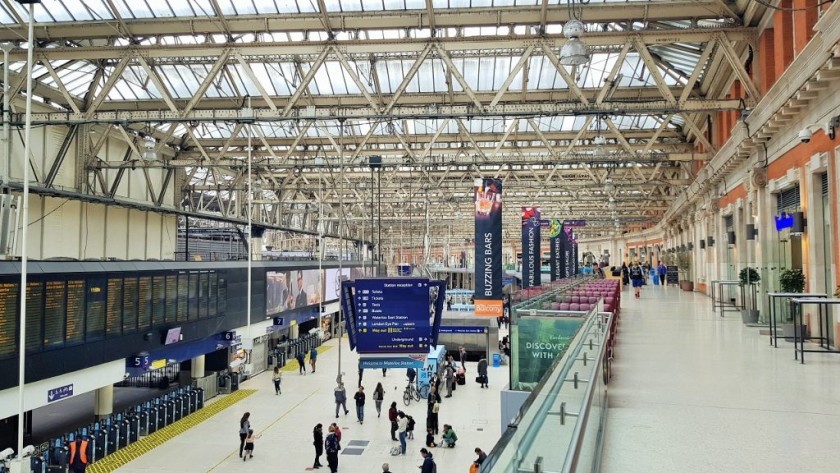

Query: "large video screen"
left=324, top=268, right=351, bottom=302
left=266, top=269, right=322, bottom=315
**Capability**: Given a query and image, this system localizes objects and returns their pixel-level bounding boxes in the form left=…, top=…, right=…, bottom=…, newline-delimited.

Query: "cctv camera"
left=0, top=447, right=14, bottom=460
left=798, top=128, right=812, bottom=143
left=20, top=445, right=35, bottom=457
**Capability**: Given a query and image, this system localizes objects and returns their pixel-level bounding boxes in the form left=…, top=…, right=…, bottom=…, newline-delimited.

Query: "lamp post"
left=15, top=1, right=39, bottom=469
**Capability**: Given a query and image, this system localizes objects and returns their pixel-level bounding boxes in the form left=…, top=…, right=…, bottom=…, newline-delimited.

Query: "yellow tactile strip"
left=87, top=389, right=256, bottom=473
left=279, top=343, right=334, bottom=372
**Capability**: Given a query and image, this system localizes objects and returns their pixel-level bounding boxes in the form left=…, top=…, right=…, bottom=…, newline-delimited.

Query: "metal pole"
left=337, top=119, right=345, bottom=382
left=2, top=43, right=11, bottom=182
left=17, top=3, right=36, bottom=466
left=246, top=98, right=252, bottom=345
left=377, top=168, right=381, bottom=275
left=370, top=165, right=374, bottom=277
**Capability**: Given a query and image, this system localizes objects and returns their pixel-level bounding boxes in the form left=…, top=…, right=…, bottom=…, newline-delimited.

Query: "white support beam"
left=489, top=44, right=535, bottom=107
left=234, top=53, right=278, bottom=111
left=434, top=45, right=486, bottom=110
left=717, top=32, right=762, bottom=101
left=136, top=57, right=179, bottom=113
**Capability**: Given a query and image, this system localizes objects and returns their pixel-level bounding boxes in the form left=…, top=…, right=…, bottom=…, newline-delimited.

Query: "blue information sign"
left=47, top=384, right=74, bottom=403
left=438, top=326, right=487, bottom=334
left=354, top=278, right=431, bottom=354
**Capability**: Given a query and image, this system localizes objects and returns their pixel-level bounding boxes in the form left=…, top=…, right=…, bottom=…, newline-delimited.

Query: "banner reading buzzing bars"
left=474, top=179, right=503, bottom=317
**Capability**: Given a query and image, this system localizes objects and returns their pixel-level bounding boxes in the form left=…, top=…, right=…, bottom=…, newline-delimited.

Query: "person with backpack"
left=312, top=424, right=324, bottom=469
left=630, top=262, right=644, bottom=298
left=296, top=351, right=306, bottom=375
left=406, top=414, right=416, bottom=439
left=477, top=357, right=488, bottom=388
left=324, top=424, right=341, bottom=473
left=373, top=382, right=385, bottom=417
left=420, top=448, right=437, bottom=473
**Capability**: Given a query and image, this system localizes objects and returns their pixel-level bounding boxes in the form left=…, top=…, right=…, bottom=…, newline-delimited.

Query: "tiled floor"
left=601, top=284, right=840, bottom=473
left=116, top=335, right=507, bottom=472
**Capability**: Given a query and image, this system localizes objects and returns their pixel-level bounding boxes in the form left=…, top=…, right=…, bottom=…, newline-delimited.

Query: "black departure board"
left=209, top=272, right=218, bottom=317
left=43, top=280, right=66, bottom=348
left=122, top=277, right=138, bottom=332
left=198, top=272, right=209, bottom=319
left=218, top=277, right=227, bottom=314
left=86, top=278, right=106, bottom=340
left=137, top=276, right=152, bottom=329
left=177, top=274, right=188, bottom=322
left=65, top=279, right=85, bottom=345
left=106, top=278, right=122, bottom=337
left=165, top=275, right=177, bottom=323
left=26, top=281, right=44, bottom=352
left=0, top=281, right=18, bottom=357
left=188, top=272, right=198, bottom=320
left=152, top=275, right=165, bottom=326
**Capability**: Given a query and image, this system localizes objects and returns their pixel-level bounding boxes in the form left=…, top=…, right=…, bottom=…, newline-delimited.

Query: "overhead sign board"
left=354, top=278, right=431, bottom=353
left=47, top=384, right=74, bottom=403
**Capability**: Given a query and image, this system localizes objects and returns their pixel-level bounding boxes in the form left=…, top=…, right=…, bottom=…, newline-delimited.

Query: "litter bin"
left=492, top=353, right=501, bottom=368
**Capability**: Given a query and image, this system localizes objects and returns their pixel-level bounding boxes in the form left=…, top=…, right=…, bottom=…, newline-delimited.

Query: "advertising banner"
left=474, top=178, right=503, bottom=317
left=266, top=269, right=322, bottom=315
left=512, top=316, right=583, bottom=391
left=353, top=278, right=432, bottom=354
left=547, top=219, right=565, bottom=281
left=324, top=267, right=351, bottom=302
left=521, top=207, right=541, bottom=288
left=563, top=227, right=574, bottom=278
left=572, top=234, right=579, bottom=275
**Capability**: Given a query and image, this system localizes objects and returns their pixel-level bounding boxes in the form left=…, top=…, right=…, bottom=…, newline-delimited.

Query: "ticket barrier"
left=194, top=387, right=205, bottom=409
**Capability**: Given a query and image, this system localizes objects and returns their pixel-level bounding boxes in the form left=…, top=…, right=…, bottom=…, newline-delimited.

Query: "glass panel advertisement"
left=512, top=316, right=583, bottom=391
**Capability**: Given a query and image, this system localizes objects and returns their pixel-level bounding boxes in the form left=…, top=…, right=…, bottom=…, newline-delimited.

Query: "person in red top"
left=68, top=437, right=90, bottom=473
left=388, top=402, right=398, bottom=441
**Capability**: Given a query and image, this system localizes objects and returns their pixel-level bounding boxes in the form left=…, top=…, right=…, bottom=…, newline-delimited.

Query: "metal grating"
left=821, top=172, right=829, bottom=196
left=776, top=184, right=801, bottom=212
left=723, top=215, right=734, bottom=231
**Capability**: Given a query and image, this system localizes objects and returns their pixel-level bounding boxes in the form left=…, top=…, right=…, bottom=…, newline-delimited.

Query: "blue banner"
left=474, top=178, right=504, bottom=317
left=521, top=207, right=541, bottom=288
left=354, top=278, right=431, bottom=354
left=359, top=355, right=426, bottom=369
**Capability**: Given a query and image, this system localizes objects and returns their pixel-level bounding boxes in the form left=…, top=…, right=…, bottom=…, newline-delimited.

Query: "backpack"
left=390, top=446, right=402, bottom=456
left=630, top=266, right=642, bottom=279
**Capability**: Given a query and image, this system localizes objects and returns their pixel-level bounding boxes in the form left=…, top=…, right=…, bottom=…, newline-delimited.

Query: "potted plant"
left=675, top=250, right=693, bottom=292
left=738, top=267, right=761, bottom=324
left=779, top=269, right=806, bottom=339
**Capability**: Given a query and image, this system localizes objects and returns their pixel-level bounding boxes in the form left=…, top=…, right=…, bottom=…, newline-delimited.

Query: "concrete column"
left=291, top=323, right=299, bottom=339
left=251, top=236, right=263, bottom=261
left=94, top=385, right=114, bottom=419
left=192, top=355, right=206, bottom=379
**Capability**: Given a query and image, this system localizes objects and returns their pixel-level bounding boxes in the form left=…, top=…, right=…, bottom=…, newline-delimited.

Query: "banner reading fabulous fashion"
left=521, top=207, right=541, bottom=288
left=547, top=219, right=565, bottom=281
left=474, top=178, right=503, bottom=317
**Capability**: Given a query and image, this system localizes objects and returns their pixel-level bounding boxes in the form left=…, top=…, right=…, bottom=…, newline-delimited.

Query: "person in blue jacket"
left=420, top=448, right=437, bottom=473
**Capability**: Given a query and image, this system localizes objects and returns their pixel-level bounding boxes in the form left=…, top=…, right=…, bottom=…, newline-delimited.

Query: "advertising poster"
left=266, top=269, right=322, bottom=315
left=548, top=219, right=565, bottom=281
left=563, top=227, right=574, bottom=278
left=325, top=267, right=351, bottom=302
left=512, top=316, right=583, bottom=391
left=474, top=178, right=503, bottom=317
left=521, top=207, right=541, bottom=288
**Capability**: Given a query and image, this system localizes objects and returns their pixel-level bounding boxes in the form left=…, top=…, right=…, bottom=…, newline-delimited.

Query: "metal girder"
left=15, top=28, right=755, bottom=61
left=0, top=2, right=740, bottom=41
left=21, top=99, right=744, bottom=126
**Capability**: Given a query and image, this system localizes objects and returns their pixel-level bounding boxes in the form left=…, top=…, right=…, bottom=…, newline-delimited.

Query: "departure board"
left=198, top=272, right=209, bottom=319
left=65, top=279, right=85, bottom=345
left=26, top=281, right=44, bottom=352
left=209, top=272, right=218, bottom=317
left=137, top=276, right=152, bottom=329
left=122, top=277, right=138, bottom=332
left=165, top=275, right=177, bottom=323
left=188, top=272, right=198, bottom=320
left=43, top=280, right=66, bottom=348
left=218, top=277, right=227, bottom=314
left=86, top=278, right=106, bottom=340
left=152, top=275, right=165, bottom=326
left=106, top=278, right=123, bottom=337
left=0, top=281, right=18, bottom=357
left=176, top=274, right=188, bottom=322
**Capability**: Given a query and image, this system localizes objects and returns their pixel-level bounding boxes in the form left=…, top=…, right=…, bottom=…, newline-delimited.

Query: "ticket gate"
left=91, top=421, right=108, bottom=460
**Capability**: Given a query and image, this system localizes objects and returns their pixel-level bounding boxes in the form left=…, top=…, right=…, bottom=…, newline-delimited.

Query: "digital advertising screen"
left=325, top=268, right=351, bottom=302
left=266, top=269, right=322, bottom=315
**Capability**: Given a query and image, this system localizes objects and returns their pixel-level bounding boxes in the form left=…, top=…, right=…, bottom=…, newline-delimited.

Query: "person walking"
left=630, top=262, right=644, bottom=298
left=373, top=382, right=385, bottom=418
left=309, top=346, right=318, bottom=373
left=272, top=366, right=282, bottom=395
left=477, top=357, right=488, bottom=388
left=334, top=382, right=349, bottom=418
left=388, top=402, right=399, bottom=441
left=397, top=411, right=409, bottom=455
left=324, top=424, right=341, bottom=473
left=353, top=385, right=366, bottom=424
left=242, top=429, right=260, bottom=461
left=427, top=386, right=441, bottom=434
left=657, top=261, right=667, bottom=286
left=621, top=262, right=630, bottom=288
left=312, top=424, right=324, bottom=469
left=296, top=351, right=306, bottom=375
left=459, top=346, right=467, bottom=371
left=444, top=363, right=454, bottom=398
left=238, top=412, right=251, bottom=458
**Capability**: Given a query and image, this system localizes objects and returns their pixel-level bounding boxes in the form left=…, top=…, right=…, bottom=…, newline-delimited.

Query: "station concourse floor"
left=601, top=283, right=840, bottom=473
left=115, top=335, right=508, bottom=473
